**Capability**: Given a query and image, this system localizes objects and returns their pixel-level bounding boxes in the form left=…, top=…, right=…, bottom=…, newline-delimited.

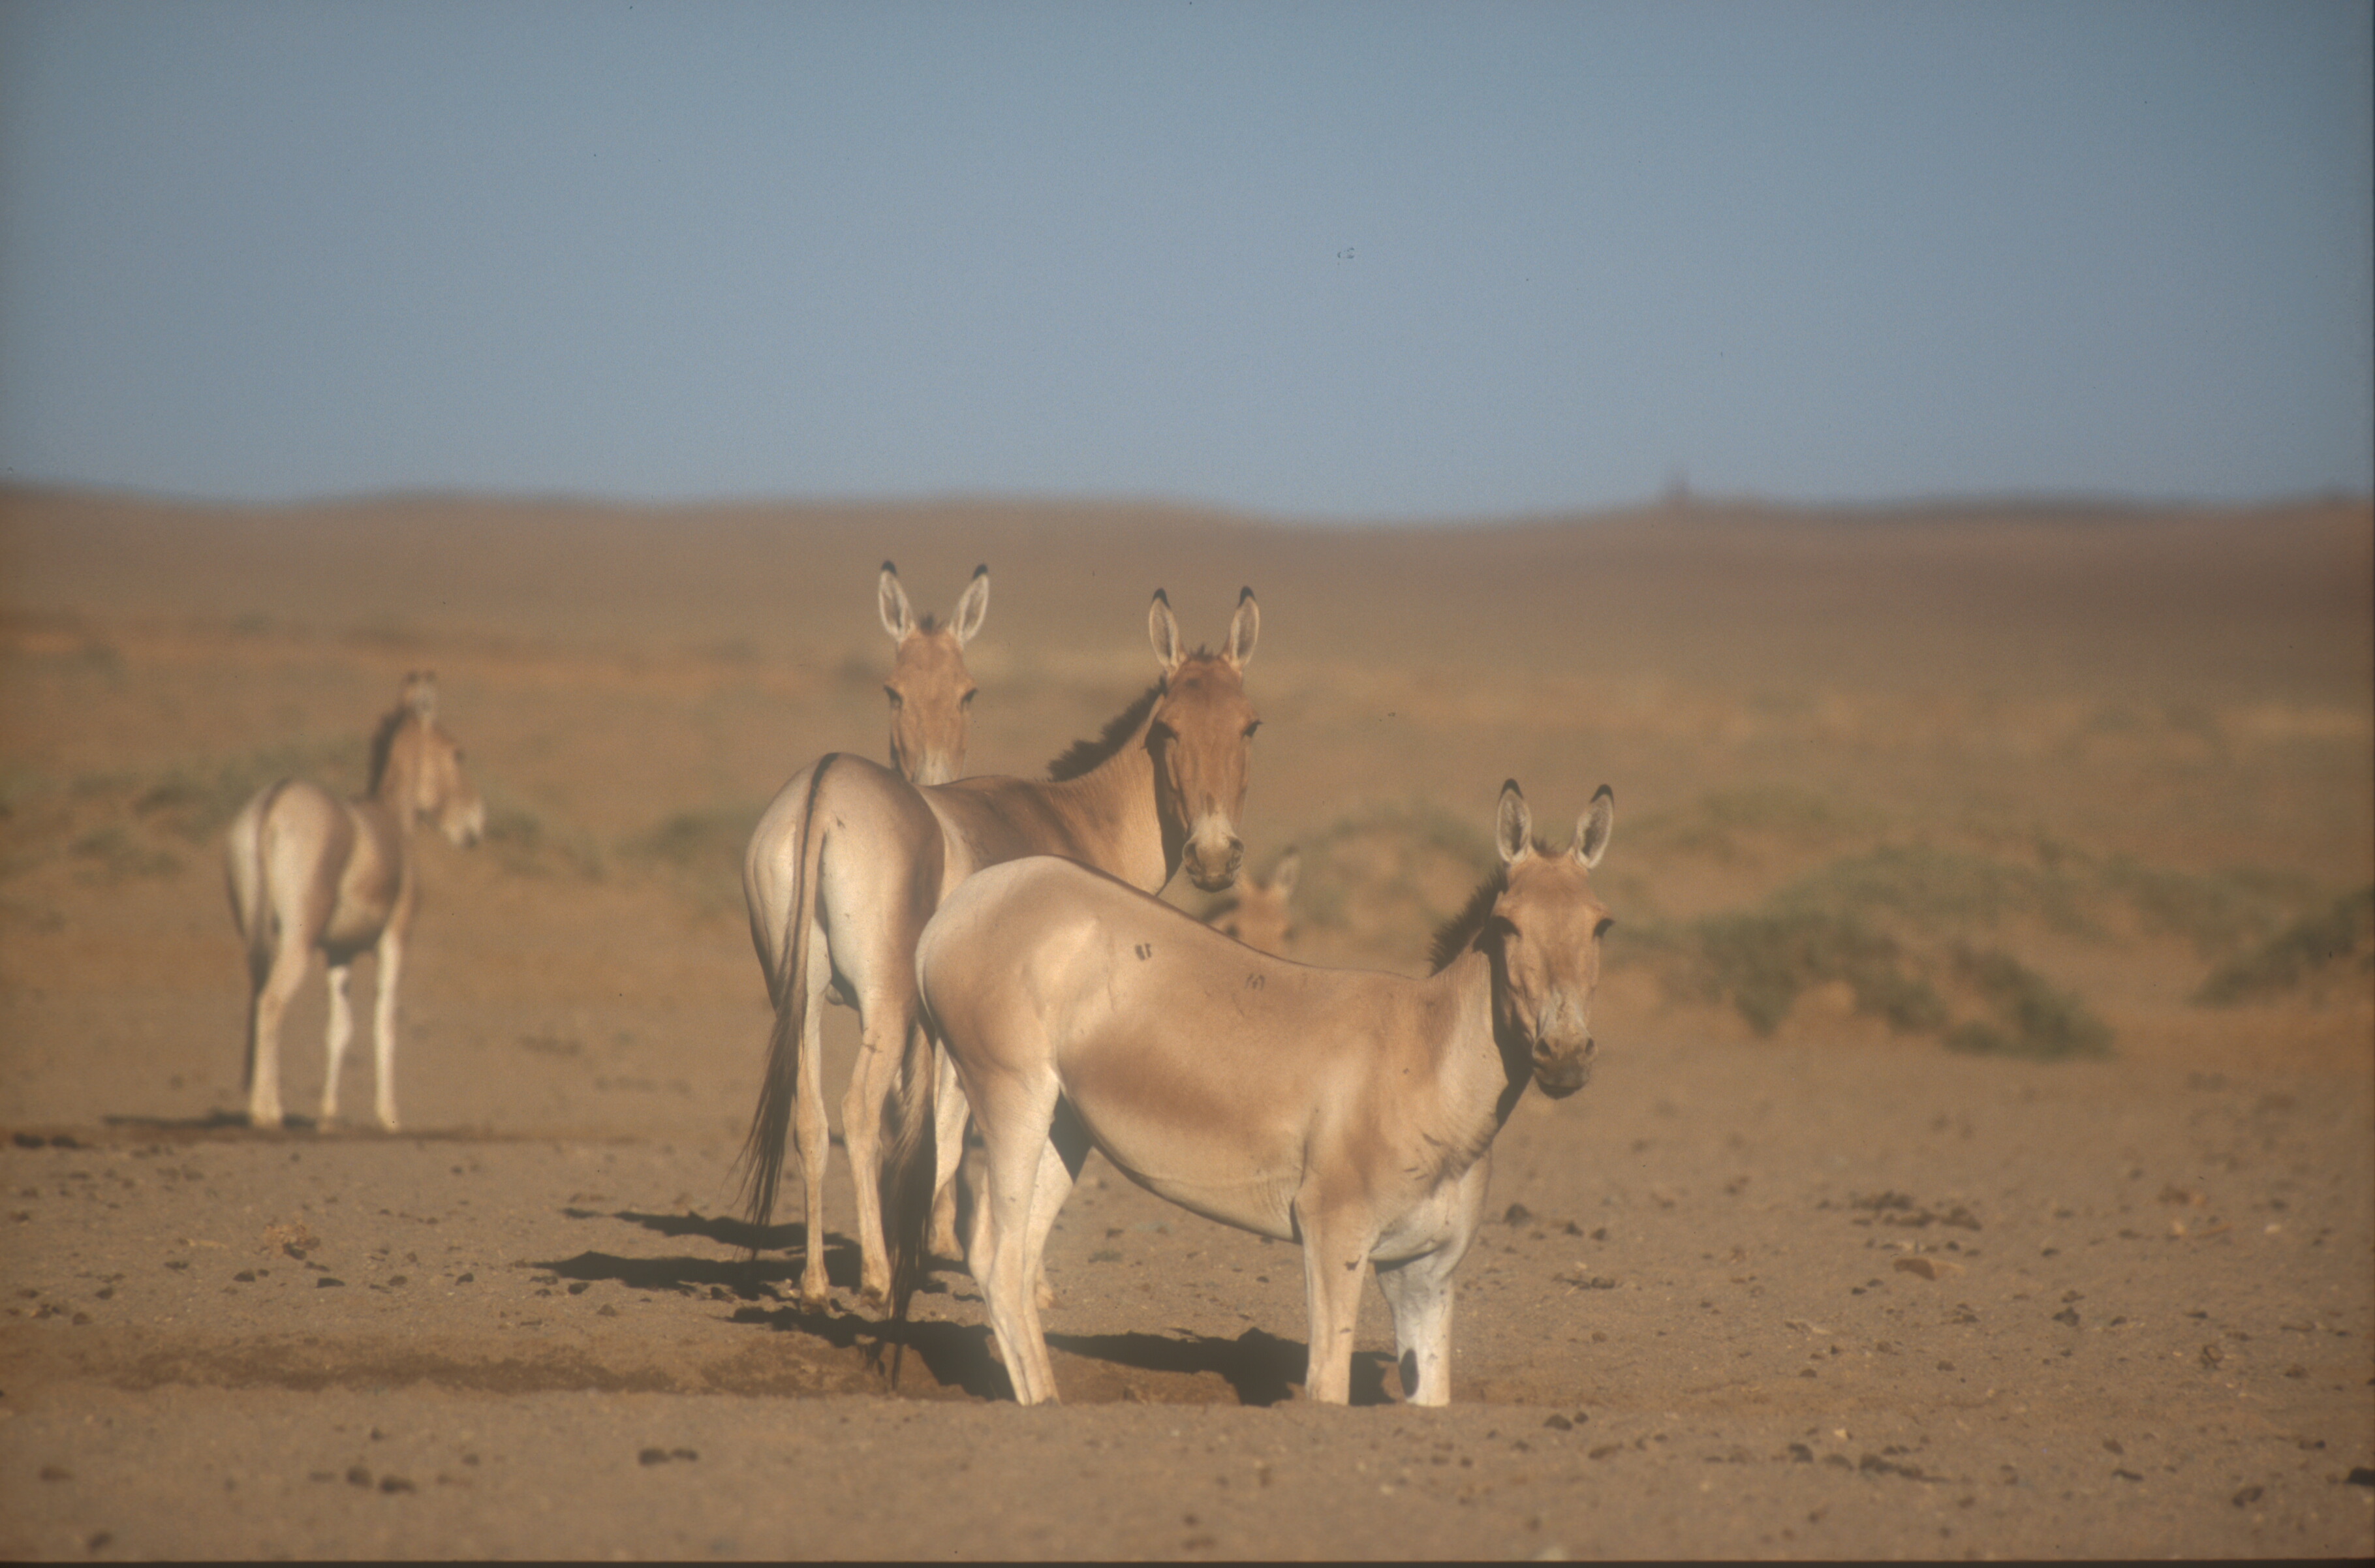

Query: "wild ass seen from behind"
left=742, top=589, right=1262, bottom=1308
left=877, top=561, right=989, bottom=787
left=908, top=780, right=1613, bottom=1406
left=224, top=672, right=485, bottom=1131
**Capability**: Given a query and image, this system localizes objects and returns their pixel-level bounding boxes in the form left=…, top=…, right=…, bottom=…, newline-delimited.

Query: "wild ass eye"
left=961, top=689, right=977, bottom=708
left=883, top=686, right=903, bottom=707
left=1242, top=720, right=1262, bottom=739
left=1594, top=916, right=1615, bottom=940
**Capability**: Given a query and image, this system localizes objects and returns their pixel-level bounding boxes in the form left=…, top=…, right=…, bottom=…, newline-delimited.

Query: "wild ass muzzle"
left=740, top=588, right=1262, bottom=1310
left=878, top=561, right=989, bottom=787
left=223, top=672, right=484, bottom=1131
left=908, top=779, right=1613, bottom=1406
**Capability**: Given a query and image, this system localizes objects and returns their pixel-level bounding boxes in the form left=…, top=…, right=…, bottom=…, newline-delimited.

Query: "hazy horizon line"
left=3, top=476, right=2368, bottom=530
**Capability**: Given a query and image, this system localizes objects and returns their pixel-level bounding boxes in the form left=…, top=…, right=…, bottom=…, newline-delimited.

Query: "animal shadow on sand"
left=545, top=1208, right=862, bottom=1294
left=95, top=1109, right=425, bottom=1141
left=541, top=1207, right=1398, bottom=1405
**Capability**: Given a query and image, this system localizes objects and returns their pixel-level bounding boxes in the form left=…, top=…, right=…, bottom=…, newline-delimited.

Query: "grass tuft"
left=1946, top=946, right=2113, bottom=1059
left=2193, top=887, right=2375, bottom=1006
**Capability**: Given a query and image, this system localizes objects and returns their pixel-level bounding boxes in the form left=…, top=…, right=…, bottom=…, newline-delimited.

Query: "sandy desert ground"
left=0, top=485, right=2369, bottom=1560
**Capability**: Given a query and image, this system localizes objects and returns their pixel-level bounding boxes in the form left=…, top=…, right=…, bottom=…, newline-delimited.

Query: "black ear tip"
left=1151, top=587, right=1171, bottom=606
left=972, top=563, right=988, bottom=577
left=1238, top=585, right=1255, bottom=604
left=1502, top=778, right=1523, bottom=796
left=881, top=560, right=898, bottom=575
left=1594, top=784, right=1614, bottom=805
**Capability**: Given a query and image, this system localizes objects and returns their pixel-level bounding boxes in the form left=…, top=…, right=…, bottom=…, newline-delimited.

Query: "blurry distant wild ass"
left=1208, top=845, right=1299, bottom=955
left=742, top=589, right=1263, bottom=1309
left=877, top=561, right=989, bottom=786
left=908, top=780, right=1613, bottom=1405
left=225, top=672, right=484, bottom=1131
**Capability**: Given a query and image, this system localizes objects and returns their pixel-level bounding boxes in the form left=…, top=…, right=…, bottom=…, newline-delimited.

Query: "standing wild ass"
left=877, top=561, right=989, bottom=787
left=224, top=672, right=484, bottom=1131
left=909, top=780, right=1613, bottom=1405
left=741, top=589, right=1262, bottom=1308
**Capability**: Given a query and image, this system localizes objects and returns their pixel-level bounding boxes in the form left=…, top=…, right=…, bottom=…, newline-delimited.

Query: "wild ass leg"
left=926, top=1044, right=967, bottom=1259
left=370, top=929, right=405, bottom=1131
left=970, top=1071, right=1063, bottom=1405
left=318, top=961, right=355, bottom=1128
left=1374, top=1248, right=1461, bottom=1407
left=839, top=994, right=925, bottom=1306
left=247, top=940, right=311, bottom=1130
left=790, top=932, right=835, bottom=1306
left=1294, top=1193, right=1374, bottom=1404
left=1013, top=1103, right=1090, bottom=1311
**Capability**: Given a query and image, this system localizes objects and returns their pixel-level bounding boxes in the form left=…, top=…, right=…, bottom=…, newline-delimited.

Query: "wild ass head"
left=1147, top=587, right=1262, bottom=893
left=372, top=672, right=484, bottom=848
left=879, top=562, right=989, bottom=787
left=1480, top=780, right=1614, bottom=1099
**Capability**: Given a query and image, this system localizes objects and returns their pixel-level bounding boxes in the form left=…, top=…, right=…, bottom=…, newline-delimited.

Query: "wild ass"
left=1208, top=845, right=1299, bottom=954
left=224, top=672, right=485, bottom=1131
left=877, top=561, right=989, bottom=786
left=908, top=780, right=1613, bottom=1405
left=741, top=589, right=1262, bottom=1308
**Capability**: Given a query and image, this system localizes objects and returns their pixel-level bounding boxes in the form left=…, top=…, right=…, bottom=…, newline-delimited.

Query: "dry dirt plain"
left=0, top=486, right=2370, bottom=1560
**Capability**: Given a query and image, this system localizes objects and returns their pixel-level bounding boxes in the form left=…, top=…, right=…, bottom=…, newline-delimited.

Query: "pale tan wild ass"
left=224, top=673, right=484, bottom=1131
left=741, top=589, right=1262, bottom=1308
left=877, top=561, right=990, bottom=787
left=1208, top=845, right=1299, bottom=955
left=908, top=780, right=1613, bottom=1406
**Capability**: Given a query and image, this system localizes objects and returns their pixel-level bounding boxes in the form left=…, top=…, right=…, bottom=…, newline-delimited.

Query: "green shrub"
left=1675, top=908, right=1946, bottom=1038
left=1947, top=946, right=2112, bottom=1059
left=2194, top=887, right=2375, bottom=1005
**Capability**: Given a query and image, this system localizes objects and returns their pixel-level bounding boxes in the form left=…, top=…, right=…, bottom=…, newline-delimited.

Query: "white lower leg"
left=370, top=942, right=404, bottom=1131
left=320, top=964, right=354, bottom=1126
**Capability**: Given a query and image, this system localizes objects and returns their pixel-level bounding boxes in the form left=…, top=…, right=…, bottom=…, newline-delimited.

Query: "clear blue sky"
left=2, top=1, right=2368, bottom=521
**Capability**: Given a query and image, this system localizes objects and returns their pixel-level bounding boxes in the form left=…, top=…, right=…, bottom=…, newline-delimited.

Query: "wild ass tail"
left=736, top=754, right=838, bottom=1238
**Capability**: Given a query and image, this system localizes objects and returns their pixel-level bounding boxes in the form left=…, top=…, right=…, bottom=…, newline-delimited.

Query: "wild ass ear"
left=1267, top=845, right=1300, bottom=899
left=1149, top=589, right=1183, bottom=675
left=1223, top=587, right=1259, bottom=670
left=403, top=671, right=438, bottom=720
left=951, top=564, right=990, bottom=646
left=1573, top=785, right=1614, bottom=869
left=1495, top=780, right=1534, bottom=867
left=878, top=562, right=914, bottom=641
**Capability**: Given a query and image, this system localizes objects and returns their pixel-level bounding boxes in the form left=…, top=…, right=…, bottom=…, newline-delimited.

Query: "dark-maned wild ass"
left=878, top=561, right=989, bottom=786
left=908, top=780, right=1613, bottom=1406
left=1208, top=844, right=1299, bottom=955
left=741, top=589, right=1262, bottom=1308
left=224, top=672, right=484, bottom=1131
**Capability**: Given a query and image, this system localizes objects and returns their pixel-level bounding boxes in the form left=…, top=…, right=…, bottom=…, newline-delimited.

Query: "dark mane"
left=1425, top=859, right=1526, bottom=973
left=365, top=703, right=413, bottom=794
left=912, top=611, right=941, bottom=633
left=1044, top=681, right=1164, bottom=782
